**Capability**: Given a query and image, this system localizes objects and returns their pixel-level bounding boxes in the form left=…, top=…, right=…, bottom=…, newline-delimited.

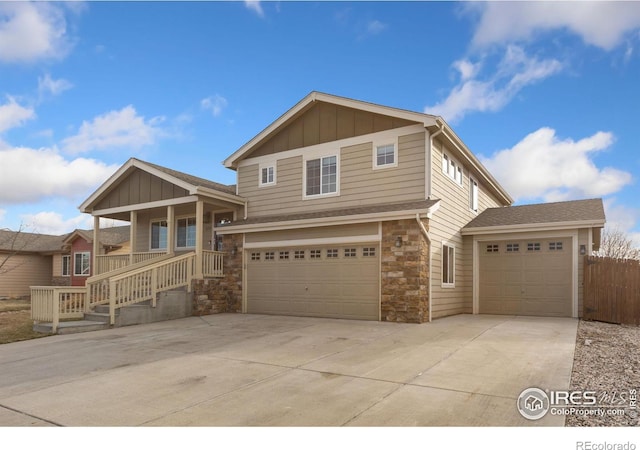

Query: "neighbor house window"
left=176, top=217, right=196, bottom=248
left=443, top=152, right=463, bottom=185
left=151, top=220, right=168, bottom=250
left=442, top=243, right=455, bottom=287
left=373, top=141, right=397, bottom=169
left=305, top=156, right=337, bottom=196
left=470, top=177, right=479, bottom=212
left=260, top=164, right=276, bottom=186
left=74, top=252, right=90, bottom=277
left=62, top=255, right=71, bottom=276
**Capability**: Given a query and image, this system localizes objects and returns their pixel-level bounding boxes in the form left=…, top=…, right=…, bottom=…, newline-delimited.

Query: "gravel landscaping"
left=567, top=320, right=640, bottom=426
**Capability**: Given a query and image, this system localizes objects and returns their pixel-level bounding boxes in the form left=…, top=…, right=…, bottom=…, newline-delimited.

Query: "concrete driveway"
left=0, top=313, right=577, bottom=426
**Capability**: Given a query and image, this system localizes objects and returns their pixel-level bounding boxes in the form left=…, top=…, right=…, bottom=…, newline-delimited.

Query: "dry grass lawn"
left=0, top=298, right=51, bottom=344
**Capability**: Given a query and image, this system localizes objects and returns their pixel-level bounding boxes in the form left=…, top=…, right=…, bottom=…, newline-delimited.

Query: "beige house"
left=37, top=92, right=605, bottom=328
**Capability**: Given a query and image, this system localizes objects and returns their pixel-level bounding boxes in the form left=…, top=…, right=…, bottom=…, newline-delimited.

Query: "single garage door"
left=247, top=244, right=379, bottom=320
left=479, top=238, right=572, bottom=317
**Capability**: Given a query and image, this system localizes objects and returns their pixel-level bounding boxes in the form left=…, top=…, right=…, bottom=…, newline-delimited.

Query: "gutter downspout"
left=416, top=213, right=433, bottom=323
left=426, top=119, right=444, bottom=200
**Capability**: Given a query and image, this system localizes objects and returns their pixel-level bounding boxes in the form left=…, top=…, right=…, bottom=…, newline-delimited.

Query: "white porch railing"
left=203, top=250, right=224, bottom=277
left=31, top=287, right=87, bottom=333
left=95, top=252, right=166, bottom=275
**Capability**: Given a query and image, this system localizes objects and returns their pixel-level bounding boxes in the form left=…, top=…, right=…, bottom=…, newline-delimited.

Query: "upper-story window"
left=373, top=139, right=397, bottom=169
left=442, top=152, right=463, bottom=186
left=470, top=177, right=479, bottom=212
left=259, top=163, right=276, bottom=187
left=305, top=155, right=337, bottom=197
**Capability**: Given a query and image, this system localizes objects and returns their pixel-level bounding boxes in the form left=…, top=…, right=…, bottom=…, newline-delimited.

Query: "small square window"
left=549, top=242, right=563, bottom=251
left=264, top=251, right=275, bottom=261
left=326, top=249, right=338, bottom=258
left=294, top=250, right=305, bottom=259
left=279, top=251, right=289, bottom=260
left=506, top=243, right=519, bottom=253
left=527, top=243, right=541, bottom=252
left=363, top=247, right=376, bottom=257
left=310, top=250, right=322, bottom=259
left=251, top=252, right=260, bottom=261
left=344, top=248, right=357, bottom=258
left=374, top=143, right=396, bottom=168
left=486, top=244, right=499, bottom=253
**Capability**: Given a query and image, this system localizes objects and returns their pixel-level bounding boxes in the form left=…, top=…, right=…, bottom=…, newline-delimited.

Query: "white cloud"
left=245, top=1, right=264, bottom=18
left=367, top=20, right=387, bottom=35
left=0, top=97, right=36, bottom=134
left=425, top=46, right=563, bottom=123
left=38, top=73, right=73, bottom=97
left=0, top=2, right=71, bottom=63
left=201, top=95, right=228, bottom=118
left=61, top=105, right=164, bottom=154
left=0, top=146, right=118, bottom=204
left=20, top=211, right=92, bottom=235
left=480, top=127, right=633, bottom=203
left=470, top=2, right=640, bottom=51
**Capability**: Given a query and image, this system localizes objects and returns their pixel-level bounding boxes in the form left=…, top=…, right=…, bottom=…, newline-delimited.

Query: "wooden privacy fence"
left=583, top=256, right=640, bottom=325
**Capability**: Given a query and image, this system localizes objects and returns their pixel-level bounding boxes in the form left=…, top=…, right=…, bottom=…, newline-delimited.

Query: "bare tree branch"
left=595, top=227, right=640, bottom=260
left=0, top=223, right=42, bottom=275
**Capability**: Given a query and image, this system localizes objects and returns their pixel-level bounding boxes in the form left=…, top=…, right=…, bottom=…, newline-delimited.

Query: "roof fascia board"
left=438, top=120, right=513, bottom=206
left=223, top=92, right=438, bottom=169
left=216, top=206, right=438, bottom=235
left=194, top=186, right=246, bottom=205
left=461, top=219, right=606, bottom=236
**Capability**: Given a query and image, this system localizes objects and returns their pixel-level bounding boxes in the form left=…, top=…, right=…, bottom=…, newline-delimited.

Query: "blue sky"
left=0, top=1, right=639, bottom=246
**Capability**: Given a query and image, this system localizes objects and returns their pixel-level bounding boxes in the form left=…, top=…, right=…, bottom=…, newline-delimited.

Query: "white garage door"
left=479, top=238, right=572, bottom=317
left=247, top=244, right=379, bottom=320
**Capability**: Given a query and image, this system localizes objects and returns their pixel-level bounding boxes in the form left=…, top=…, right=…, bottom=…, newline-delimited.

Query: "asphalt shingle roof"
left=0, top=229, right=65, bottom=253
left=137, top=158, right=237, bottom=195
left=463, top=198, right=606, bottom=230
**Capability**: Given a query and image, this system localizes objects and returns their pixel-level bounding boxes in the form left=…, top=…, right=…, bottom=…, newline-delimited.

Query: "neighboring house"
left=0, top=229, right=66, bottom=298
left=78, top=92, right=605, bottom=323
left=58, top=226, right=130, bottom=286
left=0, top=226, right=131, bottom=297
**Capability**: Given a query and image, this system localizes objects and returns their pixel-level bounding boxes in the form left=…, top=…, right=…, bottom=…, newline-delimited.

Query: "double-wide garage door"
left=247, top=244, right=379, bottom=320
left=479, top=238, right=573, bottom=317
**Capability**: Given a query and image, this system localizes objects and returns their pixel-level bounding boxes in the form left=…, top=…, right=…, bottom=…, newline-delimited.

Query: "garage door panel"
left=247, top=244, right=379, bottom=321
left=479, top=238, right=572, bottom=317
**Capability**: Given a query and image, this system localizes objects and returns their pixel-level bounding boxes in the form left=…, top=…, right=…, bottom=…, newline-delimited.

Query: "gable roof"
left=63, top=226, right=131, bottom=247
left=80, top=158, right=244, bottom=213
left=223, top=91, right=439, bottom=169
left=462, top=198, right=606, bottom=234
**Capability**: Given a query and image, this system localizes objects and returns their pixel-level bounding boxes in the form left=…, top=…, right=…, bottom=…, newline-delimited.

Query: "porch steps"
left=33, top=320, right=110, bottom=335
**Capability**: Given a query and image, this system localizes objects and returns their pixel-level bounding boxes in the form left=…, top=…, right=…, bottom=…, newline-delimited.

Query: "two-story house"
left=74, top=92, right=605, bottom=326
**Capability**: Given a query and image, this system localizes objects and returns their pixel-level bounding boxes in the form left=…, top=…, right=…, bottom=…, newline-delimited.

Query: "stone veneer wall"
left=192, top=233, right=243, bottom=315
left=381, top=219, right=430, bottom=323
left=51, top=276, right=71, bottom=287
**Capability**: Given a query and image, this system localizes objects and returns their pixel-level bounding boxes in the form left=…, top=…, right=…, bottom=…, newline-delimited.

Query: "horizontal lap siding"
left=430, top=138, right=504, bottom=318
left=0, top=254, right=52, bottom=297
left=239, top=131, right=426, bottom=217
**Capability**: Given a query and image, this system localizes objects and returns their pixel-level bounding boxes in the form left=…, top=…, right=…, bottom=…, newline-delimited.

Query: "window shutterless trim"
left=372, top=137, right=398, bottom=170
left=259, top=162, right=276, bottom=187
left=302, top=154, right=340, bottom=199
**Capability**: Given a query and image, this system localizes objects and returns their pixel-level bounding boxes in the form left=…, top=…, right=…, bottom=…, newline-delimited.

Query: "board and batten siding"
left=238, top=128, right=427, bottom=218
left=429, top=137, right=505, bottom=318
left=0, top=254, right=52, bottom=298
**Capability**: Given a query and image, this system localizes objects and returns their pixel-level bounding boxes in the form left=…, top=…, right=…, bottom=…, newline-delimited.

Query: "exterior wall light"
left=231, top=245, right=238, bottom=256
left=395, top=236, right=403, bottom=248
left=579, top=244, right=587, bottom=256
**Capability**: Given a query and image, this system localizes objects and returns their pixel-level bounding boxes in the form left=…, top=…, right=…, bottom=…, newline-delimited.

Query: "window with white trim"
left=62, top=255, right=71, bottom=276
left=259, top=164, right=276, bottom=187
left=442, top=152, right=463, bottom=185
left=305, top=155, right=337, bottom=196
left=470, top=177, right=479, bottom=212
left=373, top=140, right=397, bottom=169
left=176, top=217, right=196, bottom=248
left=442, top=243, right=455, bottom=287
left=74, top=252, right=90, bottom=276
left=151, top=220, right=168, bottom=250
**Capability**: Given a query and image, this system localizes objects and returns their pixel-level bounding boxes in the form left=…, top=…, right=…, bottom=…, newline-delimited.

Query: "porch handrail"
left=31, top=286, right=87, bottom=333
left=203, top=250, right=225, bottom=277
left=107, top=252, right=197, bottom=324
left=94, top=252, right=168, bottom=277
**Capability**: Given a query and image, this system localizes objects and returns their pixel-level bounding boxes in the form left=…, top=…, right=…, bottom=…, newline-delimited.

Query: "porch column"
left=166, top=205, right=175, bottom=255
left=129, top=210, right=137, bottom=265
left=195, top=199, right=204, bottom=278
left=93, top=216, right=100, bottom=277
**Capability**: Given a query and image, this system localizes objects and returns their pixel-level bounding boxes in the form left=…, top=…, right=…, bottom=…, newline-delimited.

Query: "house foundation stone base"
left=381, top=219, right=430, bottom=323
